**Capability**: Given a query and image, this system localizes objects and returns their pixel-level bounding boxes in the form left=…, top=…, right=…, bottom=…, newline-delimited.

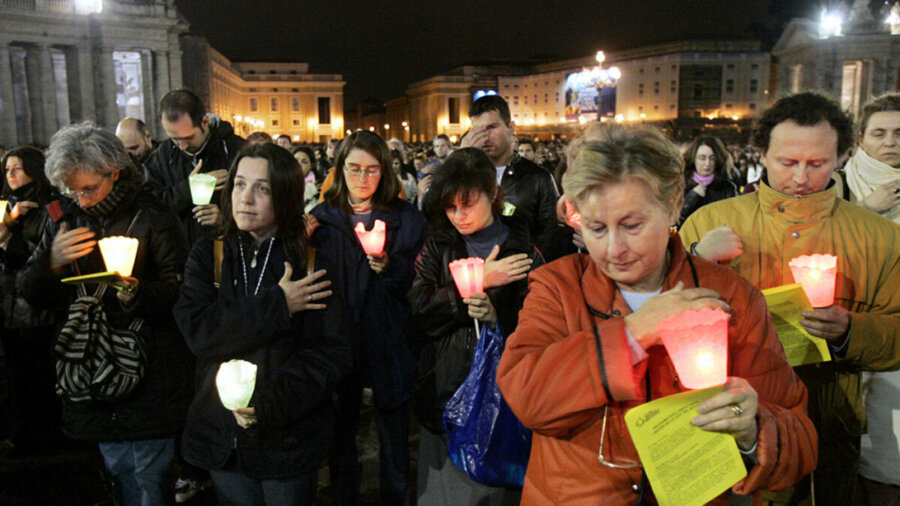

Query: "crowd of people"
left=0, top=89, right=898, bottom=506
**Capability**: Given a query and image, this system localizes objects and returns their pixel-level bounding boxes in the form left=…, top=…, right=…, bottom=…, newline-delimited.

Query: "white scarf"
left=845, top=148, right=900, bottom=225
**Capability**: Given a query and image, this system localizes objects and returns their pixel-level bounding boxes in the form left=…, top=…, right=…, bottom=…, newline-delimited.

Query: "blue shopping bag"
left=442, top=322, right=531, bottom=488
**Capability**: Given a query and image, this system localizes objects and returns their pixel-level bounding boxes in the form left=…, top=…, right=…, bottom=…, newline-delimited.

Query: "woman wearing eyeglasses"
left=309, top=131, right=427, bottom=505
left=496, top=124, right=817, bottom=504
left=19, top=123, right=193, bottom=505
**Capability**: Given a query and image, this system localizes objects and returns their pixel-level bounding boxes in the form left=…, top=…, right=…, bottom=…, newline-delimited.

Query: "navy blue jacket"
left=174, top=236, right=351, bottom=479
left=310, top=199, right=426, bottom=410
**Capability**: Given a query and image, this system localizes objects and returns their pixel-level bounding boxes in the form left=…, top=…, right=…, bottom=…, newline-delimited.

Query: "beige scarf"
left=845, top=148, right=900, bottom=225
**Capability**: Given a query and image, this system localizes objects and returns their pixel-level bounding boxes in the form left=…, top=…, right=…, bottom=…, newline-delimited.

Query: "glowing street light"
left=819, top=8, right=843, bottom=38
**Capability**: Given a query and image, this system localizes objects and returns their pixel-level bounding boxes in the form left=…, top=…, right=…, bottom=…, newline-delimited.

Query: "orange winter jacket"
left=497, top=238, right=817, bottom=505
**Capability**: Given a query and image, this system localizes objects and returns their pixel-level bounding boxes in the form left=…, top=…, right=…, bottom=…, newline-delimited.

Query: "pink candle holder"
left=354, top=219, right=386, bottom=255
left=448, top=257, right=485, bottom=299
left=658, top=307, right=729, bottom=389
left=789, top=254, right=837, bottom=308
left=564, top=199, right=582, bottom=228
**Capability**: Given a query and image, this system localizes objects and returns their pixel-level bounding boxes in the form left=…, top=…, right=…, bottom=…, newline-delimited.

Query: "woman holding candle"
left=174, top=143, right=350, bottom=505
left=408, top=147, right=542, bottom=505
left=496, top=124, right=817, bottom=504
left=678, top=135, right=738, bottom=227
left=0, top=146, right=63, bottom=454
left=309, top=131, right=426, bottom=505
left=20, top=123, right=193, bottom=505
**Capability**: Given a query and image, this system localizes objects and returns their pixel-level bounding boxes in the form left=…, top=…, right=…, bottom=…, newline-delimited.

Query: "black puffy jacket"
left=174, top=236, right=352, bottom=479
left=143, top=116, right=244, bottom=246
left=498, top=155, right=560, bottom=260
left=407, top=216, right=543, bottom=434
left=21, top=185, right=193, bottom=442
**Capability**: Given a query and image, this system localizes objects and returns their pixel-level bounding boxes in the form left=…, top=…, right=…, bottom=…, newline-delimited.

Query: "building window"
left=291, top=97, right=300, bottom=112
left=270, top=98, right=279, bottom=112
left=639, top=68, right=644, bottom=75
left=249, top=87, right=257, bottom=92
left=449, top=97, right=459, bottom=124
left=693, top=83, right=703, bottom=100
left=654, top=82, right=660, bottom=95
left=655, top=66, right=660, bottom=73
left=749, top=79, right=758, bottom=93
left=250, top=97, right=258, bottom=112
left=726, top=64, right=735, bottom=70
left=113, top=51, right=145, bottom=121
left=272, top=88, right=278, bottom=92
left=291, top=87, right=298, bottom=92
left=725, top=103, right=732, bottom=109
left=751, top=63, right=759, bottom=69
left=544, top=93, right=548, bottom=103
left=292, top=118, right=300, bottom=126
left=638, top=83, right=644, bottom=97
left=725, top=79, right=734, bottom=94
left=271, top=119, right=280, bottom=126
left=555, top=92, right=559, bottom=102
left=524, top=96, right=528, bottom=105
left=638, top=106, right=644, bottom=112
left=749, top=103, right=757, bottom=110
left=670, top=104, right=676, bottom=110
left=318, top=97, right=330, bottom=124
left=654, top=104, right=659, bottom=111
left=534, top=94, right=537, bottom=104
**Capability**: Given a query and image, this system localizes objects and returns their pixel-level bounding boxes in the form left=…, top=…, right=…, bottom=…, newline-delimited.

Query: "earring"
left=669, top=225, right=678, bottom=237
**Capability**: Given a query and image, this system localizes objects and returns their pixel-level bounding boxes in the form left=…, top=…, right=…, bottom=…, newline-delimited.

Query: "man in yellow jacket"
left=680, top=92, right=900, bottom=504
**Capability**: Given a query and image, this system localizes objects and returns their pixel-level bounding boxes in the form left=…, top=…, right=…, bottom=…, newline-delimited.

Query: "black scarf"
left=80, top=172, right=142, bottom=218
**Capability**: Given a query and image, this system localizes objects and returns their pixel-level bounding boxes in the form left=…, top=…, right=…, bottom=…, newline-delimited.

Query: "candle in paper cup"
left=188, top=173, right=218, bottom=205
left=564, top=199, right=582, bottom=228
left=658, top=307, right=729, bottom=389
left=354, top=219, right=386, bottom=255
left=215, top=359, right=258, bottom=410
left=789, top=254, right=837, bottom=308
left=448, top=257, right=485, bottom=299
left=98, top=236, right=139, bottom=276
left=0, top=200, right=7, bottom=223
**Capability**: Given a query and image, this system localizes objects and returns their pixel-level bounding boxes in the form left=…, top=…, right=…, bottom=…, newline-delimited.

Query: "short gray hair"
left=45, top=122, right=135, bottom=188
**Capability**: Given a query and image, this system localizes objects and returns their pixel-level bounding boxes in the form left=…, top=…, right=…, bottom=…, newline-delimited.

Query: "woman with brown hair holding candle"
left=309, top=131, right=426, bottom=505
left=496, top=123, right=817, bottom=504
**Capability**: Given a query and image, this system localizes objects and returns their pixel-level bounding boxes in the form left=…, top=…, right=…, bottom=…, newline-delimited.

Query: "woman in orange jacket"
left=496, top=124, right=817, bottom=505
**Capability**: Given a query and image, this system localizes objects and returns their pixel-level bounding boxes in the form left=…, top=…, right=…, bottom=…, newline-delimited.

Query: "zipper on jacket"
left=232, top=434, right=238, bottom=449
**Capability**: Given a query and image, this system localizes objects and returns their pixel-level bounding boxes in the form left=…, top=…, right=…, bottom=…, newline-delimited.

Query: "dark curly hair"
left=752, top=92, right=854, bottom=156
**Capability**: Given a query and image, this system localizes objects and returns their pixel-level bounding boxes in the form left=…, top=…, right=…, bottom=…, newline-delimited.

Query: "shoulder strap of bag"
left=306, top=246, right=317, bottom=277
left=213, top=239, right=224, bottom=286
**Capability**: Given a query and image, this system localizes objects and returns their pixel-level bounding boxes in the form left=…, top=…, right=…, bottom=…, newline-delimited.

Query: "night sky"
left=174, top=0, right=833, bottom=108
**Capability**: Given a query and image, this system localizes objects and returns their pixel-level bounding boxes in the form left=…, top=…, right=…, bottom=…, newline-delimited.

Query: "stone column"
left=75, top=43, right=96, bottom=123
left=38, top=43, right=59, bottom=143
left=99, top=46, right=117, bottom=129
left=24, top=45, right=45, bottom=144
left=167, top=34, right=183, bottom=90
left=151, top=49, right=170, bottom=135
left=0, top=42, right=17, bottom=144
left=140, top=49, right=153, bottom=122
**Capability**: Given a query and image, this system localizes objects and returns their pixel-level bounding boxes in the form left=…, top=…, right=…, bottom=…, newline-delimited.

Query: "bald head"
left=116, top=117, right=154, bottom=160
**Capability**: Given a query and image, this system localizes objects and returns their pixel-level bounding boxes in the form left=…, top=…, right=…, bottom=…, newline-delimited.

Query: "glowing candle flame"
left=789, top=254, right=837, bottom=308
left=215, top=359, right=257, bottom=410
left=354, top=219, right=386, bottom=255
left=98, top=236, right=139, bottom=276
left=448, top=257, right=485, bottom=299
left=658, top=307, right=729, bottom=389
left=188, top=173, right=217, bottom=205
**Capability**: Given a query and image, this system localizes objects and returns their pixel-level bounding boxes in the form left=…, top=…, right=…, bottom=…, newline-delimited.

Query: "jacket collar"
left=758, top=180, right=838, bottom=224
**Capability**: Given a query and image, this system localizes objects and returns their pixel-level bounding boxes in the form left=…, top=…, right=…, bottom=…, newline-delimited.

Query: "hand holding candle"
left=658, top=307, right=729, bottom=389
left=789, top=254, right=837, bottom=308
left=355, top=219, right=386, bottom=255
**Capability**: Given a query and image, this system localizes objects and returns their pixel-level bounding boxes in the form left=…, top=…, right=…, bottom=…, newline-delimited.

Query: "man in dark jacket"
left=460, top=96, right=560, bottom=260
left=144, top=89, right=244, bottom=246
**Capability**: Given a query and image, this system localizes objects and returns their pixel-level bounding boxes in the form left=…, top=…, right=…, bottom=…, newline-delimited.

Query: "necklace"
left=239, top=237, right=275, bottom=296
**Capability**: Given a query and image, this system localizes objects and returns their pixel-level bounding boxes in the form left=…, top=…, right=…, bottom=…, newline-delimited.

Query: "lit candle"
left=188, top=173, right=218, bottom=206
left=658, top=307, right=729, bottom=389
left=215, top=359, right=258, bottom=410
left=0, top=200, right=7, bottom=223
left=449, top=257, right=485, bottom=299
left=789, top=254, right=838, bottom=308
left=354, top=219, right=386, bottom=255
left=98, top=236, right=139, bottom=276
